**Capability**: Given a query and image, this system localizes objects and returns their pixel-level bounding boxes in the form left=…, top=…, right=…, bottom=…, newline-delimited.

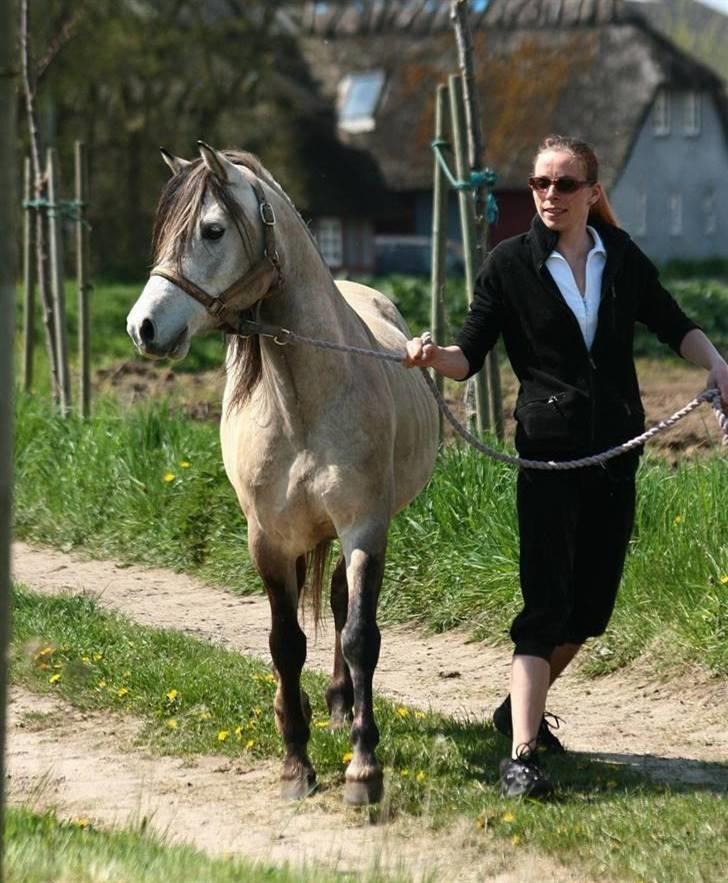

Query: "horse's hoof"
left=280, top=770, right=316, bottom=800
left=344, top=774, right=384, bottom=806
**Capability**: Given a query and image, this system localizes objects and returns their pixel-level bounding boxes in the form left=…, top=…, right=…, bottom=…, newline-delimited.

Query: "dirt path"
left=7, top=541, right=727, bottom=879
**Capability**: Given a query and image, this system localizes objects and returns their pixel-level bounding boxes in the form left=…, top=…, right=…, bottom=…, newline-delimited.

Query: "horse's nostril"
left=140, top=319, right=155, bottom=345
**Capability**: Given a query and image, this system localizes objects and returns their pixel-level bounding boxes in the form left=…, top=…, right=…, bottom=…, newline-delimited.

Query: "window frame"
left=669, top=193, right=683, bottom=237
left=683, top=91, right=701, bottom=137
left=653, top=90, right=671, bottom=137
left=317, top=217, right=344, bottom=269
left=337, top=70, right=386, bottom=134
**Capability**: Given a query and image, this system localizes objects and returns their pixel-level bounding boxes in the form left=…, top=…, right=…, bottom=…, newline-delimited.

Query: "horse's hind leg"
left=326, top=554, right=353, bottom=729
left=251, top=535, right=315, bottom=800
left=340, top=526, right=387, bottom=805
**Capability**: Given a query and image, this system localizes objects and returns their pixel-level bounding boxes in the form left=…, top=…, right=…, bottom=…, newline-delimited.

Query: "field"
left=8, top=273, right=728, bottom=881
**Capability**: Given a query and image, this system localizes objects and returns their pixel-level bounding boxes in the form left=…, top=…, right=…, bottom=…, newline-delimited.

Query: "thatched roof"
left=295, top=0, right=727, bottom=191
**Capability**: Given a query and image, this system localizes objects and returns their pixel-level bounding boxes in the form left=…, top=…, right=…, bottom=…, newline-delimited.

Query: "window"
left=635, top=192, right=647, bottom=237
left=653, top=90, right=670, bottom=136
left=703, top=189, right=716, bottom=235
left=670, top=194, right=682, bottom=236
left=338, top=70, right=386, bottom=133
left=683, top=91, right=701, bottom=136
left=317, top=218, right=343, bottom=268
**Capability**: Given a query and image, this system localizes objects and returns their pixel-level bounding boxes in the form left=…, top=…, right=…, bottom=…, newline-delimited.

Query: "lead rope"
left=236, top=320, right=727, bottom=470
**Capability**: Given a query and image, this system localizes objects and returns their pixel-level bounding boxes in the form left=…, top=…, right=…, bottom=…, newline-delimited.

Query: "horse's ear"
left=198, top=141, right=237, bottom=183
left=160, top=147, right=191, bottom=176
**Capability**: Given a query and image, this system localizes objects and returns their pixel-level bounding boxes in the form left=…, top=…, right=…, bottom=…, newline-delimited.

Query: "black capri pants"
left=510, top=456, right=638, bottom=661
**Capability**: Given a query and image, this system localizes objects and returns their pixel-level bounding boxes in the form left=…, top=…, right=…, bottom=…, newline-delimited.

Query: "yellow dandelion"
left=395, top=706, right=409, bottom=718
left=673, top=514, right=683, bottom=525
left=414, top=711, right=425, bottom=720
left=198, top=710, right=211, bottom=721
left=720, top=575, right=728, bottom=585
left=93, top=653, right=103, bottom=662
left=98, top=679, right=107, bottom=689
left=117, top=687, right=129, bottom=698
left=416, top=771, right=426, bottom=783
left=511, top=834, right=521, bottom=846
left=245, top=739, right=255, bottom=750
left=266, top=674, right=276, bottom=683
left=81, top=656, right=90, bottom=664
left=218, top=730, right=230, bottom=742
left=235, top=726, right=243, bottom=738
left=166, top=689, right=178, bottom=702
left=314, top=720, right=329, bottom=729
left=502, top=811, right=515, bottom=823
left=73, top=818, right=90, bottom=829
left=49, top=673, right=61, bottom=684
left=179, top=460, right=191, bottom=468
left=342, top=751, right=353, bottom=763
left=35, top=646, right=53, bottom=659
left=400, top=768, right=410, bottom=778
left=166, top=718, right=178, bottom=729
left=163, top=472, right=175, bottom=483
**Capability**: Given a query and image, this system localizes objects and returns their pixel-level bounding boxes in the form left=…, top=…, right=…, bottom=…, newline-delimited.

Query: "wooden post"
left=448, top=73, right=490, bottom=434
left=0, top=0, right=18, bottom=875
left=22, top=156, right=35, bottom=391
left=47, top=147, right=72, bottom=416
left=450, top=0, right=504, bottom=441
left=75, top=141, right=91, bottom=417
left=20, top=0, right=60, bottom=405
left=430, top=84, right=449, bottom=441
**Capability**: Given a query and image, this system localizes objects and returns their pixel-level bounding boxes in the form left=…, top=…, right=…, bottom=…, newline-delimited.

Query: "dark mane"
left=151, top=150, right=281, bottom=409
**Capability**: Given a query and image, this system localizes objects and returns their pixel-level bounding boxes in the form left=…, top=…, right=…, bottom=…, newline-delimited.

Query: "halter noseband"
left=149, top=176, right=282, bottom=333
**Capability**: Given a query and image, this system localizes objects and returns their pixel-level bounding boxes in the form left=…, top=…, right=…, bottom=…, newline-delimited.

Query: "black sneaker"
left=499, top=747, right=554, bottom=799
left=492, top=695, right=566, bottom=754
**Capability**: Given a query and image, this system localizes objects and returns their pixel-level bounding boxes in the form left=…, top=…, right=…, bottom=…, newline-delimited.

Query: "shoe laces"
left=541, top=711, right=564, bottom=734
left=514, top=742, right=541, bottom=768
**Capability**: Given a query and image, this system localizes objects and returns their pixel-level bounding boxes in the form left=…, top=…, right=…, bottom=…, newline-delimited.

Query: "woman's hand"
left=403, top=333, right=439, bottom=369
left=706, top=359, right=728, bottom=410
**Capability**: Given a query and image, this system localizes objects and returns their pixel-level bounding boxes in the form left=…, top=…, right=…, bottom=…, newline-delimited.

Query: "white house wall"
left=611, top=90, right=728, bottom=263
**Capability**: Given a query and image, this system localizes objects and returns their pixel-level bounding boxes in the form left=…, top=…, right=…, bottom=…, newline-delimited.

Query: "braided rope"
left=249, top=324, right=727, bottom=470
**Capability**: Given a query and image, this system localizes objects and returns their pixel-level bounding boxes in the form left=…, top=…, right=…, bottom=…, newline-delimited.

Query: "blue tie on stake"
left=431, top=138, right=499, bottom=223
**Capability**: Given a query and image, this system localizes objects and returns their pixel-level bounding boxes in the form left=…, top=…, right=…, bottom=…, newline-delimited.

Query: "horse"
left=127, top=142, right=439, bottom=805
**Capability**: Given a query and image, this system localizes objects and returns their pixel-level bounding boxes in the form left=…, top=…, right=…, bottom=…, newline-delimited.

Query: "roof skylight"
left=338, top=70, right=386, bottom=133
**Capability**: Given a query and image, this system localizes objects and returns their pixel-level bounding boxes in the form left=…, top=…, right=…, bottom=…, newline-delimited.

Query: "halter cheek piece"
left=149, top=177, right=282, bottom=334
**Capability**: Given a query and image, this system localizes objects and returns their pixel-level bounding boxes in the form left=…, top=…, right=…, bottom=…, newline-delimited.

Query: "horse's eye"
left=201, top=223, right=225, bottom=241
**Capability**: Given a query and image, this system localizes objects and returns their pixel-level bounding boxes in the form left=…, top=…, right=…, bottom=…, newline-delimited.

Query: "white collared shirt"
left=545, top=225, right=606, bottom=350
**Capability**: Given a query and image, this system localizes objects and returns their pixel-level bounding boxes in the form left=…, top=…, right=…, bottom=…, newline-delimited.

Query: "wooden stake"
left=22, top=156, right=35, bottom=391
left=75, top=141, right=91, bottom=417
left=450, top=0, right=504, bottom=440
left=47, top=147, right=72, bottom=416
left=430, top=83, right=449, bottom=441
left=448, top=73, right=490, bottom=434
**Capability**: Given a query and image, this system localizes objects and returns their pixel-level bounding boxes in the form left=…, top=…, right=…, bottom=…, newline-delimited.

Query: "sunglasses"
left=528, top=176, right=593, bottom=194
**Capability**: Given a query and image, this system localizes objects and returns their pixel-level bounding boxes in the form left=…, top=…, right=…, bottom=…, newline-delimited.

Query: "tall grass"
left=14, top=392, right=727, bottom=674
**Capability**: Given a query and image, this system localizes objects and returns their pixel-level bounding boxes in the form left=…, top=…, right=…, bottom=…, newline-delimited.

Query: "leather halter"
left=149, top=177, right=282, bottom=333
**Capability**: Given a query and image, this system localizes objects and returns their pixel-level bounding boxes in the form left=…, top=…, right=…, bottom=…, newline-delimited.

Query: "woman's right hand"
left=403, top=334, right=439, bottom=369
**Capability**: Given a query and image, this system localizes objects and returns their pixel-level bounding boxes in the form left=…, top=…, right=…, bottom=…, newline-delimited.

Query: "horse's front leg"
left=250, top=534, right=315, bottom=799
left=340, top=525, right=387, bottom=805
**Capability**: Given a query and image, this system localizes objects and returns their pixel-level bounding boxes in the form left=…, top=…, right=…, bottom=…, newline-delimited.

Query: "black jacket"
left=455, top=215, right=699, bottom=458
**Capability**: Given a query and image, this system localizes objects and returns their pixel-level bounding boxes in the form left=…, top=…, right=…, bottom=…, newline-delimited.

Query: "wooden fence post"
left=22, top=155, right=35, bottom=392
left=450, top=0, right=504, bottom=441
left=430, top=83, right=449, bottom=441
left=448, top=73, right=490, bottom=434
left=75, top=141, right=91, bottom=417
left=47, top=147, right=72, bottom=416
left=0, top=0, right=18, bottom=874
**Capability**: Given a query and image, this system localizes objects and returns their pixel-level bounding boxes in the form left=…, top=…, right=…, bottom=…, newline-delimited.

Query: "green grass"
left=11, top=586, right=728, bottom=883
left=5, top=806, right=391, bottom=883
left=13, top=391, right=728, bottom=674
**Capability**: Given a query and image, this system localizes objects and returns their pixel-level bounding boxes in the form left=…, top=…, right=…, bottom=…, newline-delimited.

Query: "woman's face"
left=531, top=149, right=601, bottom=237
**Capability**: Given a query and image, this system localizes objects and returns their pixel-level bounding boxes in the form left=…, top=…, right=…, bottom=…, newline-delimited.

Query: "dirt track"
left=7, top=541, right=727, bottom=880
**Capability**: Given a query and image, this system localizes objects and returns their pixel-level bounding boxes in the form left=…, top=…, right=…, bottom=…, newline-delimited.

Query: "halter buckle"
left=259, top=202, right=276, bottom=226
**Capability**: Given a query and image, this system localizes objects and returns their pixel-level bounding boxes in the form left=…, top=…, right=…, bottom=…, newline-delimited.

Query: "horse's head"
left=127, top=143, right=283, bottom=360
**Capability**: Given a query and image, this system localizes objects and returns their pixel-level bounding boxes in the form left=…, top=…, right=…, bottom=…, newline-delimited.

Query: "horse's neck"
left=248, top=234, right=362, bottom=419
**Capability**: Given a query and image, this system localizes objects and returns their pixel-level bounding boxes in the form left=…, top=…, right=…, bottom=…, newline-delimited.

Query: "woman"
left=404, top=135, right=728, bottom=799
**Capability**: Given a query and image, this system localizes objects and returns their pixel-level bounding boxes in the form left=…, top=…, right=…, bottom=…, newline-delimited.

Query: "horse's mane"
left=151, top=150, right=287, bottom=410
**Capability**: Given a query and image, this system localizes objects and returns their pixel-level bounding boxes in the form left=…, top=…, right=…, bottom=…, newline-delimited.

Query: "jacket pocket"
left=514, top=388, right=591, bottom=447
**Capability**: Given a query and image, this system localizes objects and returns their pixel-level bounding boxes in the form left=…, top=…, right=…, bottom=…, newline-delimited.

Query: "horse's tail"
left=304, top=539, right=334, bottom=631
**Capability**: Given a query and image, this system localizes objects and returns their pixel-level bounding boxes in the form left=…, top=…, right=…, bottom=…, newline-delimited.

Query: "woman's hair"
left=534, top=135, right=619, bottom=228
